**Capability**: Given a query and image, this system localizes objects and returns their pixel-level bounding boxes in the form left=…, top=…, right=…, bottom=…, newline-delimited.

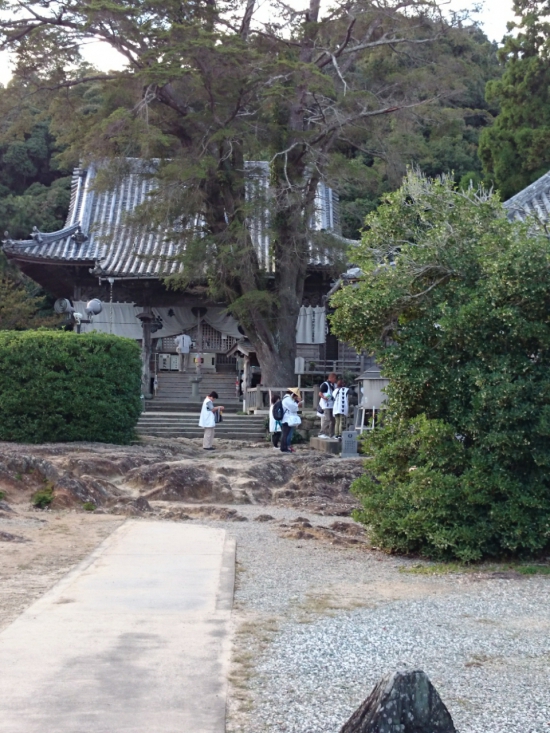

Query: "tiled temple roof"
left=2, top=159, right=340, bottom=278
left=503, top=171, right=550, bottom=222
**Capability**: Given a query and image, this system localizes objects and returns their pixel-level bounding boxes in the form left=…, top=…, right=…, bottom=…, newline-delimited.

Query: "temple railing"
left=244, top=386, right=319, bottom=414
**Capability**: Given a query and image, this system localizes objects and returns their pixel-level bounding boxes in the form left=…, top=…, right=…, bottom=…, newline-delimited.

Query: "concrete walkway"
left=0, top=521, right=235, bottom=733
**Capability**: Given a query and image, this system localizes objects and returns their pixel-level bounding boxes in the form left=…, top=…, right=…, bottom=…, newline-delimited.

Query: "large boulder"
left=340, top=670, right=456, bottom=733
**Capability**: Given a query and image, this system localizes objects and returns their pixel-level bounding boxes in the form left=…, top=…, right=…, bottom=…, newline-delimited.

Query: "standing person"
left=332, top=379, right=350, bottom=439
left=174, top=332, right=192, bottom=371
left=199, top=391, right=224, bottom=450
left=280, top=388, right=302, bottom=453
left=269, top=393, right=283, bottom=449
left=318, top=372, right=337, bottom=439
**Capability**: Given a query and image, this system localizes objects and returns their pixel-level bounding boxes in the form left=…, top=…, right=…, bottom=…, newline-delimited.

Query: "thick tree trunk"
left=248, top=308, right=299, bottom=387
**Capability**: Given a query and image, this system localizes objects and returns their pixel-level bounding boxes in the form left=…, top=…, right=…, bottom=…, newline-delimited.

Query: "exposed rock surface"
left=0, top=438, right=366, bottom=513
left=340, top=670, right=456, bottom=733
left=0, top=531, right=29, bottom=543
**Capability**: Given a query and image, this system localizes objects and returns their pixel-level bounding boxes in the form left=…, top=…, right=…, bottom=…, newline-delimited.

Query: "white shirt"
left=199, top=397, right=216, bottom=428
left=175, top=334, right=192, bottom=354
left=332, top=387, right=349, bottom=416
left=319, top=381, right=336, bottom=410
left=281, top=394, right=299, bottom=424
left=269, top=404, right=282, bottom=433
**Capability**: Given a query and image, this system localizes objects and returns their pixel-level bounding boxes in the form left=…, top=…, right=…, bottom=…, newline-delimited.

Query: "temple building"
left=2, top=159, right=363, bottom=408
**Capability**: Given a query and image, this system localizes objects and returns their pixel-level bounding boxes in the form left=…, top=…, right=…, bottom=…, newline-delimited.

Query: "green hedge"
left=0, top=331, right=142, bottom=444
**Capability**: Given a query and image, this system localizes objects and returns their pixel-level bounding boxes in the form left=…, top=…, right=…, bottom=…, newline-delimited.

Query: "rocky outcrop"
left=0, top=440, right=367, bottom=511
left=340, top=670, right=456, bottom=733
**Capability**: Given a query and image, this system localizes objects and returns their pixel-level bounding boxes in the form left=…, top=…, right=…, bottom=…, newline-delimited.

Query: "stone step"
left=144, top=400, right=243, bottom=413
left=138, top=420, right=264, bottom=426
left=138, top=416, right=265, bottom=425
left=137, top=430, right=266, bottom=440
left=137, top=411, right=267, bottom=440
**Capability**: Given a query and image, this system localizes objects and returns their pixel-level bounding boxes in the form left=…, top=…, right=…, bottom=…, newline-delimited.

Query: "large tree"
left=1, top=0, right=477, bottom=382
left=479, top=0, right=550, bottom=200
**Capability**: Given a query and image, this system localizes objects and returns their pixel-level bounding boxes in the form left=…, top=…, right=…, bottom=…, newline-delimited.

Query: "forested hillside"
left=0, top=81, right=71, bottom=240
left=335, top=24, right=501, bottom=238
left=480, top=0, right=550, bottom=199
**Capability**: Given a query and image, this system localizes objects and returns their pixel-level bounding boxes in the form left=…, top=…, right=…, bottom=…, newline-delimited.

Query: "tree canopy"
left=0, top=0, right=500, bottom=381
left=331, top=172, right=550, bottom=561
left=480, top=0, right=550, bottom=199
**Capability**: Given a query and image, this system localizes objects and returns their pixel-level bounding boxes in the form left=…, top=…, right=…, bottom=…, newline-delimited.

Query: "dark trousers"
left=271, top=431, right=281, bottom=448
left=280, top=423, right=293, bottom=451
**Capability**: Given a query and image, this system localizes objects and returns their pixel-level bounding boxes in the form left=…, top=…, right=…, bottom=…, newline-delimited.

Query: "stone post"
left=136, top=306, right=154, bottom=399
left=191, top=306, right=207, bottom=400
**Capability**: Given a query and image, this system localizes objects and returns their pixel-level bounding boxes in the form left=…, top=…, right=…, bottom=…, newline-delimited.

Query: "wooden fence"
left=244, top=386, right=319, bottom=414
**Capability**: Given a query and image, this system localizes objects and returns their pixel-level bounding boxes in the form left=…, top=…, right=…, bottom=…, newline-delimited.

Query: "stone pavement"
left=0, top=521, right=235, bottom=733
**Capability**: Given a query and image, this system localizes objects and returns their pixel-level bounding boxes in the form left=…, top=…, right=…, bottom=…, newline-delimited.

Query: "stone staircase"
left=137, top=411, right=267, bottom=441
left=146, top=370, right=241, bottom=412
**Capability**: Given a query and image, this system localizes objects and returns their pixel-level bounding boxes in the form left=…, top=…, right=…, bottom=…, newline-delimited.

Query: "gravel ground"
left=191, top=504, right=550, bottom=733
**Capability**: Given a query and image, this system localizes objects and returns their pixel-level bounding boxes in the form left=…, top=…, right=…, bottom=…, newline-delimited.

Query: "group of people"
left=198, top=372, right=351, bottom=451
left=269, top=388, right=302, bottom=453
left=318, top=372, right=351, bottom=440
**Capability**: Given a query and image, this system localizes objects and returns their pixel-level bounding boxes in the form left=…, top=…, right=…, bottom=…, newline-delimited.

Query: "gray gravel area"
left=194, top=504, right=550, bottom=733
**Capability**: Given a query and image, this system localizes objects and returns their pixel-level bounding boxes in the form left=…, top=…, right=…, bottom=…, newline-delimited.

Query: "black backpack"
left=272, top=400, right=284, bottom=422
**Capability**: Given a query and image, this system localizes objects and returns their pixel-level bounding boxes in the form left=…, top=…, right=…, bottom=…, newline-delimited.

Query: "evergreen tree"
left=479, top=0, right=550, bottom=199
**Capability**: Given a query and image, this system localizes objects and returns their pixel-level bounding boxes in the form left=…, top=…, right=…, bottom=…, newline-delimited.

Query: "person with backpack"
left=332, top=379, right=350, bottom=439
left=270, top=393, right=283, bottom=449
left=280, top=388, right=302, bottom=453
left=318, top=372, right=337, bottom=439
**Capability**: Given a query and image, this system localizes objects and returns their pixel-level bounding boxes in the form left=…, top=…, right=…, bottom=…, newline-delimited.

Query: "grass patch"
left=0, top=490, right=5, bottom=500
left=401, top=561, right=550, bottom=576
left=82, top=502, right=96, bottom=512
left=516, top=565, right=550, bottom=576
left=228, top=615, right=279, bottom=719
left=31, top=482, right=54, bottom=509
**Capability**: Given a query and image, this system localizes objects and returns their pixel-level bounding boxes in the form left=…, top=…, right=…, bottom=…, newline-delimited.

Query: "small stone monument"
left=340, top=669, right=456, bottom=733
left=341, top=430, right=358, bottom=457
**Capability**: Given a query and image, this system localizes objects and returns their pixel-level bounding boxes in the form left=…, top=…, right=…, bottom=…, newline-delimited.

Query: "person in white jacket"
left=280, top=388, right=302, bottom=453
left=332, top=380, right=350, bottom=439
left=199, top=391, right=224, bottom=450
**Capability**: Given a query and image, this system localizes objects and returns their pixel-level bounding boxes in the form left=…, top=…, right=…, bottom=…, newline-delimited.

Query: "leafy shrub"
left=82, top=502, right=96, bottom=512
left=32, top=484, right=54, bottom=508
left=353, top=416, right=550, bottom=562
left=333, top=172, right=550, bottom=561
left=0, top=331, right=142, bottom=444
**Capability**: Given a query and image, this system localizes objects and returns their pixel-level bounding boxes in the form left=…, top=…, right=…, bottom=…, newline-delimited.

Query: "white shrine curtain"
left=296, top=306, right=326, bottom=344
left=76, top=303, right=242, bottom=340
left=77, top=302, right=325, bottom=344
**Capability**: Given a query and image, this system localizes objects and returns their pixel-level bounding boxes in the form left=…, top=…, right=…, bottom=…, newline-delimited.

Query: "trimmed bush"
left=0, top=331, right=142, bottom=444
